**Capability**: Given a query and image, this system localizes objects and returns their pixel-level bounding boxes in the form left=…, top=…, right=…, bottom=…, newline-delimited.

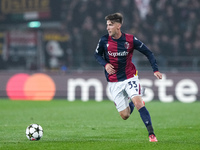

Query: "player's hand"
left=154, top=71, right=162, bottom=79
left=105, top=63, right=115, bottom=74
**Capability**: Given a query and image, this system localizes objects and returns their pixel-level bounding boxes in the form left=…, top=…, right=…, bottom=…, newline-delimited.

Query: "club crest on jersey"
left=124, top=42, right=129, bottom=49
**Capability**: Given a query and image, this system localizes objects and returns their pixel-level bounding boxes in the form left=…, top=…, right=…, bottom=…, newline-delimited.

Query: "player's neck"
left=112, top=31, right=122, bottom=39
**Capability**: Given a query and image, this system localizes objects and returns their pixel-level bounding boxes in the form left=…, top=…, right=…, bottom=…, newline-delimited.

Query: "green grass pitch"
left=0, top=99, right=200, bottom=150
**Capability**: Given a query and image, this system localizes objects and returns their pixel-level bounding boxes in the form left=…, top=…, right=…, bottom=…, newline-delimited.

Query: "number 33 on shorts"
left=126, top=78, right=142, bottom=97
left=128, top=81, right=138, bottom=91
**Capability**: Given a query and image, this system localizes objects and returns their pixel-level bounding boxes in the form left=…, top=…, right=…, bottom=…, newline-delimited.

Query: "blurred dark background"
left=0, top=0, right=200, bottom=72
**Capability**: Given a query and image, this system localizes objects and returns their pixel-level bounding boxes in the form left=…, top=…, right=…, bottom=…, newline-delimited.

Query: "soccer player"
left=94, top=13, right=162, bottom=142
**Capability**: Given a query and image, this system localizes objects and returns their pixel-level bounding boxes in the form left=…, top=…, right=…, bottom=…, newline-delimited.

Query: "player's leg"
left=131, top=96, right=144, bottom=110
left=129, top=87, right=145, bottom=114
left=131, top=96, right=157, bottom=142
left=119, top=106, right=131, bottom=120
left=125, top=76, right=157, bottom=142
left=129, top=99, right=135, bottom=114
left=116, top=91, right=131, bottom=120
left=108, top=82, right=131, bottom=120
left=132, top=96, right=152, bottom=130
left=119, top=90, right=145, bottom=119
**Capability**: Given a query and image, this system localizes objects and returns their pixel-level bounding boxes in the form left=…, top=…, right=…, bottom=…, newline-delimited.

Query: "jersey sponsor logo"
left=124, top=42, right=130, bottom=49
left=108, top=51, right=129, bottom=57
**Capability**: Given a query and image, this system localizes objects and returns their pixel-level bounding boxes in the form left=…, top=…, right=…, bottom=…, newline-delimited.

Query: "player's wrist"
left=105, top=63, right=109, bottom=68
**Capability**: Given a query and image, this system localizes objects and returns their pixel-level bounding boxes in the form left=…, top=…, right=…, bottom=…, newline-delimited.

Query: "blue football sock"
left=129, top=101, right=135, bottom=114
left=139, top=106, right=152, bottom=127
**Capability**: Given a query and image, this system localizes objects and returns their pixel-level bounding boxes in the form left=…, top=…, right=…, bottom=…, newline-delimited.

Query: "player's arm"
left=94, top=38, right=108, bottom=67
left=134, top=37, right=162, bottom=79
left=94, top=39, right=115, bottom=74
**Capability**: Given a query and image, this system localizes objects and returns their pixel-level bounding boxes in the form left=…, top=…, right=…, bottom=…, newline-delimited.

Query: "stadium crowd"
left=62, top=0, right=200, bottom=68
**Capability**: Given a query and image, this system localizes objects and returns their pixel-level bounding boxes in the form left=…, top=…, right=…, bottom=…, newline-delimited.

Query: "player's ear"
left=117, top=23, right=122, bottom=30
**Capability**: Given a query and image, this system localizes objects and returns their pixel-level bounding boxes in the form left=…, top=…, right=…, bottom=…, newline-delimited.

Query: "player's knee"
left=132, top=97, right=144, bottom=110
left=120, top=113, right=130, bottom=120
left=134, top=101, right=143, bottom=110
left=122, top=115, right=129, bottom=120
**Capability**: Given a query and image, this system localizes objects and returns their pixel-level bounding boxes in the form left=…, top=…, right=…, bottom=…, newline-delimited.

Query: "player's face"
left=106, top=20, right=121, bottom=38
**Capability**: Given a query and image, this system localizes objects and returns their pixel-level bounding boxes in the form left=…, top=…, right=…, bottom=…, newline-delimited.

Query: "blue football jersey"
left=95, top=32, right=158, bottom=82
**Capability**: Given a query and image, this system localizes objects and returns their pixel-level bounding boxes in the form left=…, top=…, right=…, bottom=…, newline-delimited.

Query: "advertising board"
left=0, top=71, right=199, bottom=103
